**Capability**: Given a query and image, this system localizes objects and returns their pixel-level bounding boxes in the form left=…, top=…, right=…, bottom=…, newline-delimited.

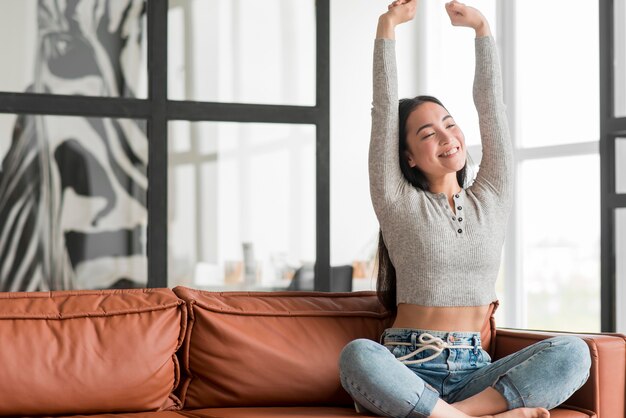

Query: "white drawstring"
left=384, top=333, right=475, bottom=365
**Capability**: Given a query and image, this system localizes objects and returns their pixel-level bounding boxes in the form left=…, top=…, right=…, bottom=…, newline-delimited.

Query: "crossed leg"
left=339, top=336, right=589, bottom=418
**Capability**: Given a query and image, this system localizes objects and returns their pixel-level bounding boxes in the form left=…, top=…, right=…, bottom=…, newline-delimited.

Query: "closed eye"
left=422, top=132, right=435, bottom=140
left=446, top=124, right=456, bottom=129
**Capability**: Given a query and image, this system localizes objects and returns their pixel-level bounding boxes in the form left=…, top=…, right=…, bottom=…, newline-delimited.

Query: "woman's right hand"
left=383, top=0, right=417, bottom=26
left=445, top=1, right=491, bottom=37
left=377, top=0, right=417, bottom=39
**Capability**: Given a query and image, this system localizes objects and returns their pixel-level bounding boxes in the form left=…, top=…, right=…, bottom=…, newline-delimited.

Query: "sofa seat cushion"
left=173, top=287, right=391, bottom=409
left=0, top=289, right=186, bottom=417
left=58, top=412, right=190, bottom=418
left=182, top=407, right=366, bottom=417
left=50, top=406, right=594, bottom=418
left=548, top=409, right=596, bottom=418
left=178, top=407, right=593, bottom=418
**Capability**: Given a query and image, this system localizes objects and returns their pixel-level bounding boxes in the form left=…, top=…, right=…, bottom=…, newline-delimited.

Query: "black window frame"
left=600, top=0, right=626, bottom=331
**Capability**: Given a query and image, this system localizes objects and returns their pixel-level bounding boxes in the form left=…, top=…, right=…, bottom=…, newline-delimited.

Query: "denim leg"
left=447, top=336, right=591, bottom=410
left=339, top=339, right=440, bottom=417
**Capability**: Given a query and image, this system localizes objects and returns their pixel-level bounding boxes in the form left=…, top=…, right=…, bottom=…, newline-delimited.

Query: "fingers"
left=388, top=0, right=413, bottom=10
left=446, top=0, right=465, bottom=8
left=444, top=1, right=487, bottom=32
left=445, top=0, right=465, bottom=14
left=384, top=0, right=417, bottom=25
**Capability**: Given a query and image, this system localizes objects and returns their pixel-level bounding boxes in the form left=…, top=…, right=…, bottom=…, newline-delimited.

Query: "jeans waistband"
left=381, top=328, right=482, bottom=349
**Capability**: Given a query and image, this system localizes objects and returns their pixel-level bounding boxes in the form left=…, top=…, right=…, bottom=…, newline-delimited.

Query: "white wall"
left=329, top=1, right=382, bottom=268
left=329, top=1, right=428, bottom=269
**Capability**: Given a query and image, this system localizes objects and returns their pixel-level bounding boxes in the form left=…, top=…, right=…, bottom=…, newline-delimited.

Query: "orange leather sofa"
left=0, top=287, right=623, bottom=418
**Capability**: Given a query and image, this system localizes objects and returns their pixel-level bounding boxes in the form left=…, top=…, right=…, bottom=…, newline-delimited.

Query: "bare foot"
left=481, top=407, right=550, bottom=418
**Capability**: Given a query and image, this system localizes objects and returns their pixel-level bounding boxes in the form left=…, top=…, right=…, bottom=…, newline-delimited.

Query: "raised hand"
left=385, top=0, right=417, bottom=26
left=377, top=0, right=418, bottom=39
left=445, top=0, right=491, bottom=37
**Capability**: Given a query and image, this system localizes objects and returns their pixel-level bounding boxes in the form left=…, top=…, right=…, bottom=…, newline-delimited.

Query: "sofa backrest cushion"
left=173, top=287, right=392, bottom=408
left=0, top=288, right=186, bottom=417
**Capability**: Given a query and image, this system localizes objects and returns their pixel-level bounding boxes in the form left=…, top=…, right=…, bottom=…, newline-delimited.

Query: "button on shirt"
left=430, top=190, right=467, bottom=236
left=453, top=192, right=464, bottom=235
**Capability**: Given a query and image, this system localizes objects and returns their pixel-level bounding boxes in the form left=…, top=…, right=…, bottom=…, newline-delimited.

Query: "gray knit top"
left=369, top=36, right=513, bottom=307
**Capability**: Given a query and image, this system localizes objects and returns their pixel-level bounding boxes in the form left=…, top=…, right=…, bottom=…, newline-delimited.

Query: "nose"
left=439, top=131, right=454, bottom=145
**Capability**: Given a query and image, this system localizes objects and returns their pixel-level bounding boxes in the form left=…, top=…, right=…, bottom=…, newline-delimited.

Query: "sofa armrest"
left=494, top=328, right=626, bottom=418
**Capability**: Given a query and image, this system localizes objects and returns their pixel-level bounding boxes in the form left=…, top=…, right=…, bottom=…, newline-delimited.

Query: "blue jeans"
left=339, top=329, right=591, bottom=418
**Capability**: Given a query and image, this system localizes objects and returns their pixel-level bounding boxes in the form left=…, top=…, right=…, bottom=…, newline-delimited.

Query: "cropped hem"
left=493, top=375, right=526, bottom=409
left=409, top=384, right=439, bottom=417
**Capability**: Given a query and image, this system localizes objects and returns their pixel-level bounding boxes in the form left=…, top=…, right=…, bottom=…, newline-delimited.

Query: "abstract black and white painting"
left=0, top=0, right=148, bottom=291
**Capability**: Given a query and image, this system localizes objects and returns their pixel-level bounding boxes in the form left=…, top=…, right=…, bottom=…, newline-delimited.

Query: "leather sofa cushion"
left=0, top=289, right=186, bottom=417
left=182, top=407, right=365, bottom=417
left=52, top=407, right=595, bottom=418
left=173, top=287, right=392, bottom=409
left=180, top=407, right=593, bottom=418
left=58, top=413, right=190, bottom=418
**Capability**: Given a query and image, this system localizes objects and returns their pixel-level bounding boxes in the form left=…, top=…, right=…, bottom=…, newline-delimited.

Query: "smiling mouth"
left=439, top=147, right=459, bottom=158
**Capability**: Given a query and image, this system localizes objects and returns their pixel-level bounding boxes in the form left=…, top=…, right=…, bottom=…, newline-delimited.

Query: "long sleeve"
left=368, top=39, right=407, bottom=215
left=470, top=36, right=513, bottom=204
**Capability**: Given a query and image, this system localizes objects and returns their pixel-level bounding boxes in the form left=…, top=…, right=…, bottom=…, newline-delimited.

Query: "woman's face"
left=404, top=101, right=466, bottom=181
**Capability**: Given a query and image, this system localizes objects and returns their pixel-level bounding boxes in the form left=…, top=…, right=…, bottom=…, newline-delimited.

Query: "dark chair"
left=287, top=264, right=353, bottom=292
left=329, top=265, right=353, bottom=292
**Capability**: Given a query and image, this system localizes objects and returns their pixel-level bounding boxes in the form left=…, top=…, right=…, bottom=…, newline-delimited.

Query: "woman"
left=338, top=1, right=591, bottom=417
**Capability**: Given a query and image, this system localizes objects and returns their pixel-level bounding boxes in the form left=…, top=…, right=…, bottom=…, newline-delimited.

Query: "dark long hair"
left=376, top=96, right=468, bottom=311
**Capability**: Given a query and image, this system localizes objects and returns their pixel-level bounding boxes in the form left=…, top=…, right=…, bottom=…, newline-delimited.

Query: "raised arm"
left=369, top=0, right=416, bottom=214
left=446, top=1, right=513, bottom=203
left=445, top=0, right=491, bottom=37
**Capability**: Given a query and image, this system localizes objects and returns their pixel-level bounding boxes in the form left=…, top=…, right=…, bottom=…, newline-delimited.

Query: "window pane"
left=330, top=0, right=394, bottom=292
left=0, top=1, right=147, bottom=98
left=616, top=0, right=626, bottom=117
left=617, top=138, right=626, bottom=194
left=616, top=208, right=626, bottom=332
left=520, top=155, right=600, bottom=332
left=515, top=1, right=599, bottom=147
left=168, top=122, right=315, bottom=290
left=0, top=114, right=148, bottom=291
left=168, top=0, right=316, bottom=106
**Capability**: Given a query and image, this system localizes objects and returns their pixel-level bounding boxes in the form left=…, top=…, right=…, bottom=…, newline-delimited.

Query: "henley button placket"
left=453, top=193, right=464, bottom=235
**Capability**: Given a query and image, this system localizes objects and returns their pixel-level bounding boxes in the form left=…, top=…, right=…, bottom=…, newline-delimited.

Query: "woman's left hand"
left=445, top=1, right=491, bottom=37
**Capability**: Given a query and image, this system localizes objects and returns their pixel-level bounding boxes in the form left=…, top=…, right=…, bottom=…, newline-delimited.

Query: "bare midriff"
left=392, top=303, right=491, bottom=332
